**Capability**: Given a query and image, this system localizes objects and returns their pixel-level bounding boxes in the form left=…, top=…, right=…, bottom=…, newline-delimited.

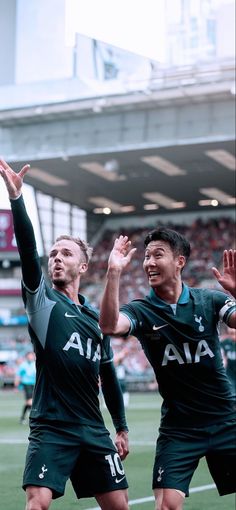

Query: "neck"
left=53, top=283, right=81, bottom=304
left=153, top=280, right=183, bottom=304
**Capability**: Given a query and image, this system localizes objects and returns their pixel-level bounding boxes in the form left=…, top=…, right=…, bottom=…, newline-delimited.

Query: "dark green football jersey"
left=121, top=284, right=236, bottom=428
left=23, top=281, right=112, bottom=425
left=10, top=196, right=117, bottom=429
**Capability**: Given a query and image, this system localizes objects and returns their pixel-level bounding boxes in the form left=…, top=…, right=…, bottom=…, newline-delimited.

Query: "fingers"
left=0, top=159, right=30, bottom=199
left=119, top=450, right=129, bottom=461
left=114, top=235, right=131, bottom=250
left=114, top=235, right=136, bottom=258
left=126, top=247, right=137, bottom=262
left=212, top=267, right=221, bottom=281
left=0, top=159, right=30, bottom=177
left=224, top=249, right=236, bottom=268
left=213, top=250, right=236, bottom=280
left=0, top=166, right=13, bottom=186
left=19, top=164, right=31, bottom=178
left=0, top=158, right=11, bottom=171
left=115, top=431, right=129, bottom=460
left=116, top=442, right=129, bottom=460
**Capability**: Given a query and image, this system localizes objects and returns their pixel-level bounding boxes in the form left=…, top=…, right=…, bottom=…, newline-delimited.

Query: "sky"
left=65, top=0, right=166, bottom=61
left=64, top=0, right=233, bottom=61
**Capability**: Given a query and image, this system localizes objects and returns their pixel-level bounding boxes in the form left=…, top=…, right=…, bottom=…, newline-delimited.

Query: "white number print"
left=105, top=453, right=125, bottom=483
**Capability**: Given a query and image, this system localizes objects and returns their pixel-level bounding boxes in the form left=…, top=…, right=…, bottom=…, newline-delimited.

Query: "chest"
left=135, top=303, right=218, bottom=368
left=49, top=303, right=102, bottom=356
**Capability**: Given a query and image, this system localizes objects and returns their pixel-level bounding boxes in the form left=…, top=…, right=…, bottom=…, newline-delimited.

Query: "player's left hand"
left=212, top=249, right=236, bottom=298
left=115, top=430, right=129, bottom=460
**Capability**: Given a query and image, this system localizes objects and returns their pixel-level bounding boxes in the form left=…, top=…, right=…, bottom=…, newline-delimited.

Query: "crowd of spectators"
left=81, top=216, right=235, bottom=307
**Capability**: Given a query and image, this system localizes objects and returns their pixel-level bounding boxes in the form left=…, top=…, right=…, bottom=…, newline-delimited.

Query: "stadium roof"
left=2, top=62, right=235, bottom=218
left=18, top=139, right=235, bottom=217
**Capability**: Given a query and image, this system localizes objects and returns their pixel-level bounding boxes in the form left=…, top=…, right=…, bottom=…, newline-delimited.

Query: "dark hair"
left=144, top=228, right=191, bottom=262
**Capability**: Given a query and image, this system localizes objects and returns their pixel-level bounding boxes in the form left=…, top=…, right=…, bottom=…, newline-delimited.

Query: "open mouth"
left=148, top=271, right=160, bottom=278
left=54, top=267, right=63, bottom=273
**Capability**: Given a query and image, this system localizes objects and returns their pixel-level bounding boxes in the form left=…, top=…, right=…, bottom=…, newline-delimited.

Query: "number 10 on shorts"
left=105, top=453, right=125, bottom=478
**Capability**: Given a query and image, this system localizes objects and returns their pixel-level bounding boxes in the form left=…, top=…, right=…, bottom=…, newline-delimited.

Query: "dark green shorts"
left=23, top=422, right=128, bottom=499
left=152, top=420, right=236, bottom=496
left=23, top=384, right=34, bottom=400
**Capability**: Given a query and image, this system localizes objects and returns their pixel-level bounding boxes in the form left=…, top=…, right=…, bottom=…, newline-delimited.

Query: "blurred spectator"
left=15, top=351, right=36, bottom=424
left=221, top=326, right=236, bottom=397
left=114, top=347, right=130, bottom=407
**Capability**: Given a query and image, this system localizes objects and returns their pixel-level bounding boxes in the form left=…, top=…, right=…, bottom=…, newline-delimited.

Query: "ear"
left=177, top=255, right=186, bottom=271
left=79, top=262, right=88, bottom=274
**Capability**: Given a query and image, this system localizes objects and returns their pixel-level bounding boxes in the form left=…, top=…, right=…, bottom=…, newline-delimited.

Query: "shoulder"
left=125, top=297, right=150, bottom=308
left=121, top=298, right=149, bottom=314
left=188, top=286, right=230, bottom=303
left=189, top=287, right=236, bottom=321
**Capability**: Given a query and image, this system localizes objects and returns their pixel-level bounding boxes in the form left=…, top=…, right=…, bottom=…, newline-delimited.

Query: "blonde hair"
left=55, top=235, right=93, bottom=263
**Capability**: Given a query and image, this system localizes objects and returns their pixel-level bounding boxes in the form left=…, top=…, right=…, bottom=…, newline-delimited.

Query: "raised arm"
left=99, top=235, right=136, bottom=335
left=212, top=249, right=236, bottom=328
left=0, top=158, right=42, bottom=290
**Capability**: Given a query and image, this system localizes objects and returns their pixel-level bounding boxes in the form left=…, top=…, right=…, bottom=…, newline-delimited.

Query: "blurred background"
left=0, top=0, right=235, bottom=390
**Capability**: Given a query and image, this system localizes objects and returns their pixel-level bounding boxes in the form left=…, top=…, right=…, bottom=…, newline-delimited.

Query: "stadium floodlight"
left=89, top=196, right=123, bottom=213
left=104, top=159, right=120, bottom=172
left=143, top=204, right=159, bottom=210
left=199, top=187, right=236, bottom=205
left=79, top=161, right=125, bottom=181
left=170, top=202, right=186, bottom=209
left=28, top=168, right=68, bottom=186
left=102, top=207, right=111, bottom=215
left=205, top=150, right=236, bottom=171
left=141, top=156, right=186, bottom=176
left=93, top=208, right=104, bottom=214
left=198, top=199, right=218, bottom=207
left=120, top=205, right=136, bottom=213
left=143, top=192, right=186, bottom=209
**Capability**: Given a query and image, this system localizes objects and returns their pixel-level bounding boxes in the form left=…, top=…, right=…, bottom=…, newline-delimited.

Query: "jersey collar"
left=149, top=283, right=190, bottom=306
left=53, top=289, right=89, bottom=307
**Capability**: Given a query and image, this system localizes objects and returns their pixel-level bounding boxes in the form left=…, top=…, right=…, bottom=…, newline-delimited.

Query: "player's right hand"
left=108, top=235, right=136, bottom=272
left=0, top=158, right=30, bottom=199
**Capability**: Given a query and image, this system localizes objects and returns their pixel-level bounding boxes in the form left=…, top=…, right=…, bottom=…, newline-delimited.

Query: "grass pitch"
left=0, top=390, right=235, bottom=509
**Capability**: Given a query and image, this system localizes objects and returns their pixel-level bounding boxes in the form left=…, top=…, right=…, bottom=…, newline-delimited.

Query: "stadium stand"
left=81, top=215, right=236, bottom=307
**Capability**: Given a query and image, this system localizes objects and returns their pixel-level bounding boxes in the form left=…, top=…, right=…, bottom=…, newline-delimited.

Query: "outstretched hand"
left=212, top=250, right=236, bottom=298
left=0, top=158, right=30, bottom=199
left=108, top=235, right=136, bottom=272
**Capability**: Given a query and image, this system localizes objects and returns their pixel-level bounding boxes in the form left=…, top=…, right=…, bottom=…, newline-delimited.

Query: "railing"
left=0, top=58, right=234, bottom=112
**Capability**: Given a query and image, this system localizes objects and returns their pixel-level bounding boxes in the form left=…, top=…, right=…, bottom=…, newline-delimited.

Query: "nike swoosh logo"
left=153, top=324, right=168, bottom=331
left=65, top=312, right=77, bottom=318
left=115, top=476, right=126, bottom=484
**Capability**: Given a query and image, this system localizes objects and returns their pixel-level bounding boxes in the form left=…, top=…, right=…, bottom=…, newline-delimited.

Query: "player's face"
left=143, top=240, right=184, bottom=288
left=26, top=352, right=35, bottom=362
left=48, top=239, right=87, bottom=286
